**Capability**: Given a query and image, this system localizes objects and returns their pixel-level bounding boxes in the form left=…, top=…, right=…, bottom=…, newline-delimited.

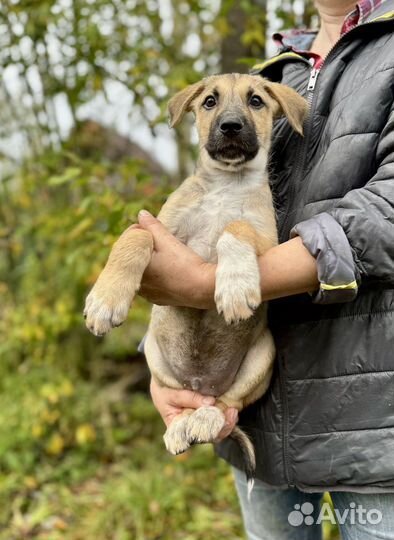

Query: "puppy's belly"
left=147, top=305, right=265, bottom=397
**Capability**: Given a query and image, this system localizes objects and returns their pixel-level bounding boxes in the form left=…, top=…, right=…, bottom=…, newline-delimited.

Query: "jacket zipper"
left=307, top=67, right=319, bottom=92
left=278, top=14, right=394, bottom=487
left=280, top=65, right=323, bottom=241
left=279, top=73, right=319, bottom=487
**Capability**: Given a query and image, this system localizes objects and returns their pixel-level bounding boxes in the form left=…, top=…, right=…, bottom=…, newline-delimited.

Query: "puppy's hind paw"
left=163, top=415, right=190, bottom=455
left=186, top=406, right=226, bottom=444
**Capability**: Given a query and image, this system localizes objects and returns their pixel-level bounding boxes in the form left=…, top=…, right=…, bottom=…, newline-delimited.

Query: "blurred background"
left=0, top=1, right=340, bottom=539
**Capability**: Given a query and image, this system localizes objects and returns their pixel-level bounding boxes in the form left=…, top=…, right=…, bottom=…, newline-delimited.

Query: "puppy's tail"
left=230, top=426, right=256, bottom=497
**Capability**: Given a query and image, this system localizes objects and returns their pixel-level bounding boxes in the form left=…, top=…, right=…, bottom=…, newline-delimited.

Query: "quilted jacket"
left=217, top=1, right=394, bottom=492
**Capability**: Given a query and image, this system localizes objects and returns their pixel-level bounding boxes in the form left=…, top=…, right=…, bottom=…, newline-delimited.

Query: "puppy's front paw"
left=215, top=233, right=261, bottom=324
left=84, top=274, right=138, bottom=336
left=215, top=267, right=261, bottom=324
left=186, top=406, right=226, bottom=444
left=215, top=278, right=261, bottom=324
left=163, top=415, right=190, bottom=455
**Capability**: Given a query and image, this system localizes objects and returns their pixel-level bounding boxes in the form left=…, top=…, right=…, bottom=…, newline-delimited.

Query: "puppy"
left=84, top=74, right=307, bottom=478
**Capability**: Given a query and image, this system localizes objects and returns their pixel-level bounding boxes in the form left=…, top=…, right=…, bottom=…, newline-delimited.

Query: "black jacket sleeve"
left=291, top=103, right=394, bottom=304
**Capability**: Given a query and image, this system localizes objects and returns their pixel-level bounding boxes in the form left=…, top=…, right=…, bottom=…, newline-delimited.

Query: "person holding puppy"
left=137, top=0, right=394, bottom=538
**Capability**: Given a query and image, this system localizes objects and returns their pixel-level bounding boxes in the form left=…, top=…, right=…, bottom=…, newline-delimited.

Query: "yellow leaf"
left=0, top=282, right=8, bottom=294
left=54, top=517, right=68, bottom=530
left=59, top=380, right=74, bottom=397
left=40, top=384, right=59, bottom=404
left=24, top=476, right=38, bottom=489
left=45, top=433, right=65, bottom=455
left=55, top=301, right=68, bottom=315
left=32, top=424, right=44, bottom=438
left=41, top=409, right=60, bottom=424
left=75, top=424, right=96, bottom=446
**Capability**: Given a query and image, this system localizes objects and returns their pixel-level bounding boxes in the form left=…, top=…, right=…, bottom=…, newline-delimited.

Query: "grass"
left=0, top=364, right=244, bottom=540
left=0, top=363, right=339, bottom=540
left=2, top=447, right=243, bottom=540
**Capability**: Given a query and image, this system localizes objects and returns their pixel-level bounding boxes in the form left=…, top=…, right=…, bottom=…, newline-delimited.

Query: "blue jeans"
left=234, top=468, right=394, bottom=540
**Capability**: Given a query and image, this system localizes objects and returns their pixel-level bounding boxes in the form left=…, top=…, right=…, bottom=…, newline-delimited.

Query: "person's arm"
left=137, top=210, right=318, bottom=309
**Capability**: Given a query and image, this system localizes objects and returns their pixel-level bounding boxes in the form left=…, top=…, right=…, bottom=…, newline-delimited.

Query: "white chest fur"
left=176, top=170, right=271, bottom=263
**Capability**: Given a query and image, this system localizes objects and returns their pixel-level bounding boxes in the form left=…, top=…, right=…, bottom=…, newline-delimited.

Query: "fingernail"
left=138, top=209, right=152, bottom=219
left=202, top=397, right=215, bottom=406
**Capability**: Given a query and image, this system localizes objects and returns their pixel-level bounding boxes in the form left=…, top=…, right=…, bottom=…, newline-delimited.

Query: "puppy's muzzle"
left=206, top=113, right=259, bottom=164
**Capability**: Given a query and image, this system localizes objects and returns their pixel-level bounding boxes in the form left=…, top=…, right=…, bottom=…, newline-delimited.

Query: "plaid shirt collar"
left=343, top=0, right=383, bottom=33
left=274, top=0, right=385, bottom=67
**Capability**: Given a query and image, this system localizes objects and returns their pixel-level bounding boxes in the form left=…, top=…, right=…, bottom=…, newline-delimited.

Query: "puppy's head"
left=168, top=74, right=308, bottom=169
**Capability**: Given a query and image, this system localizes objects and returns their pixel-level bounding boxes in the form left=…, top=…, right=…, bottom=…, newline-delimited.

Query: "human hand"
left=137, top=210, right=215, bottom=309
left=150, top=378, right=238, bottom=441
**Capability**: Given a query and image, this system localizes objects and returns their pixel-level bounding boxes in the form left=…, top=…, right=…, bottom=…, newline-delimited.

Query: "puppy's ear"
left=168, top=81, right=205, bottom=128
left=264, top=82, right=308, bottom=136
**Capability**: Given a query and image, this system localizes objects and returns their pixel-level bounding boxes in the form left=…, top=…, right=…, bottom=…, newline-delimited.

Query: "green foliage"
left=0, top=366, right=339, bottom=539
left=0, top=371, right=245, bottom=540
left=0, top=0, right=225, bottom=159
left=0, top=366, right=97, bottom=473
left=0, top=147, right=165, bottom=368
left=218, top=0, right=268, bottom=69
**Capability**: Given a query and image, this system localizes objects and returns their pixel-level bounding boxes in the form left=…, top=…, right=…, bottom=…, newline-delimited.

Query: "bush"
left=0, top=148, right=169, bottom=369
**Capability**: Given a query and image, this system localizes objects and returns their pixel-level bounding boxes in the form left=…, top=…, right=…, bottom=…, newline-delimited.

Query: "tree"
left=0, top=0, right=224, bottom=177
left=219, top=0, right=267, bottom=73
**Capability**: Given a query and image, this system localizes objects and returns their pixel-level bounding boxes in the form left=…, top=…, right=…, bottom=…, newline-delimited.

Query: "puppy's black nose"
left=219, top=119, right=243, bottom=136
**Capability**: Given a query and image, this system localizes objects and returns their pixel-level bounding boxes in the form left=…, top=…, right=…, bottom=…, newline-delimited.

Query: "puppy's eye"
left=203, top=95, right=217, bottom=109
left=249, top=95, right=264, bottom=109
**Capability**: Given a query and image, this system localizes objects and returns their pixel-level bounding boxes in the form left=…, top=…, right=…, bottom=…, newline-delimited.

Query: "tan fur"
left=168, top=82, right=205, bottom=128
left=263, top=81, right=308, bottom=135
left=218, top=323, right=276, bottom=410
left=224, top=221, right=276, bottom=256
left=84, top=74, right=308, bottom=462
left=84, top=227, right=153, bottom=336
